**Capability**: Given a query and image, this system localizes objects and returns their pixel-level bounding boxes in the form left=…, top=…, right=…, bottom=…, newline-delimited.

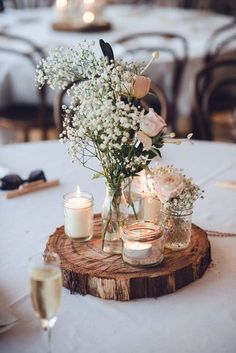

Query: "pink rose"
left=136, top=131, right=152, bottom=150
left=140, top=108, right=167, bottom=137
left=132, top=76, right=151, bottom=99
left=155, top=169, right=184, bottom=203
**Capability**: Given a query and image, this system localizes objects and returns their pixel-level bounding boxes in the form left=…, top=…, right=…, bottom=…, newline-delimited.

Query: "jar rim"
left=161, top=206, right=193, bottom=216
left=63, top=191, right=93, bottom=201
left=63, top=191, right=94, bottom=209
left=122, top=221, right=162, bottom=242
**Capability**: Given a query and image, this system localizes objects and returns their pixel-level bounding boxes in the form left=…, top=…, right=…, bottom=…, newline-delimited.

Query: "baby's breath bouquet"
left=36, top=40, right=180, bottom=253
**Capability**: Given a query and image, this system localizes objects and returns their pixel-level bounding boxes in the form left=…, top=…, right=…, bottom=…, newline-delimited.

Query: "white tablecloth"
left=0, top=140, right=236, bottom=353
left=0, top=6, right=234, bottom=116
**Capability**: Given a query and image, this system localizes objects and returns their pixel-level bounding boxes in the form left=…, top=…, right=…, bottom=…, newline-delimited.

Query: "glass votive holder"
left=122, top=221, right=165, bottom=267
left=123, top=189, right=144, bottom=223
left=160, top=206, right=193, bottom=251
left=63, top=187, right=94, bottom=242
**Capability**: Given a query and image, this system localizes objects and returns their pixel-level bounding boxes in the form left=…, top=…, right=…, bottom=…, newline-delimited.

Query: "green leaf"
left=92, top=172, right=104, bottom=180
left=151, top=148, right=162, bottom=158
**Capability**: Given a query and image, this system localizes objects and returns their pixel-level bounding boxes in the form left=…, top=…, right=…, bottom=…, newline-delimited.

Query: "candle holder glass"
left=122, top=221, right=164, bottom=267
left=160, top=205, right=193, bottom=251
left=64, top=191, right=93, bottom=242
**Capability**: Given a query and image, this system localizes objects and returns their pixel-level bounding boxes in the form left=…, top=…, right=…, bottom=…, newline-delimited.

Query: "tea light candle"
left=124, top=241, right=152, bottom=259
left=122, top=221, right=164, bottom=267
left=82, top=11, right=95, bottom=24
left=64, top=186, right=93, bottom=241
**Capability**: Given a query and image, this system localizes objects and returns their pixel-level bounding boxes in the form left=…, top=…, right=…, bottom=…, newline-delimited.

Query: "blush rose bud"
left=140, top=108, right=167, bottom=137
left=131, top=76, right=151, bottom=99
left=136, top=131, right=152, bottom=150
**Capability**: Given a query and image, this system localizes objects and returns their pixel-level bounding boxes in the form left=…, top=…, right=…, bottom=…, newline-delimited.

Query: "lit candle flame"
left=83, top=11, right=95, bottom=23
left=76, top=186, right=81, bottom=197
left=84, top=0, right=95, bottom=4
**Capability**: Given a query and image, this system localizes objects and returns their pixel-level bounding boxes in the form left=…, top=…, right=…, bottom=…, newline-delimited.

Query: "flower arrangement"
left=146, top=165, right=203, bottom=250
left=36, top=39, right=186, bottom=252
left=147, top=165, right=204, bottom=213
left=36, top=41, right=179, bottom=183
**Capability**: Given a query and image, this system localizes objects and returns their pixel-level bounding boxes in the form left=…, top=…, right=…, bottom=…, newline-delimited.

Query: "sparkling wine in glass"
left=29, top=252, right=62, bottom=353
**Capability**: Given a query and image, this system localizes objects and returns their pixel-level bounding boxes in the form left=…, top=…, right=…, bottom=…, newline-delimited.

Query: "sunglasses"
left=0, top=170, right=47, bottom=191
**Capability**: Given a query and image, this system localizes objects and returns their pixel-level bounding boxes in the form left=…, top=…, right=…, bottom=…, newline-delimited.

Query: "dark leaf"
left=99, top=39, right=114, bottom=64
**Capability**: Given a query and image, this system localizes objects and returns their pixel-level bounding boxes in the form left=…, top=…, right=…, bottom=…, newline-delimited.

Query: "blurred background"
left=0, top=0, right=235, bottom=144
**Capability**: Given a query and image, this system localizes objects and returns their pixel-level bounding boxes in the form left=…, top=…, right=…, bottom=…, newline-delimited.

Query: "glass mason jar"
left=122, top=221, right=165, bottom=267
left=102, top=184, right=129, bottom=254
left=160, top=205, right=193, bottom=251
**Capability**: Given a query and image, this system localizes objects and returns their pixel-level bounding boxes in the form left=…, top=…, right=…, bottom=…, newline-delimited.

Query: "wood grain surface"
left=46, top=214, right=211, bottom=301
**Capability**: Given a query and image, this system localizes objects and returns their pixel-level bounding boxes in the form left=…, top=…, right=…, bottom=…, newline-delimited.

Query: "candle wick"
left=76, top=186, right=81, bottom=197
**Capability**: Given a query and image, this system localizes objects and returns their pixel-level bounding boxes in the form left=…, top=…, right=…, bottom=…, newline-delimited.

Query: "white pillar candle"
left=124, top=241, right=152, bottom=259
left=64, top=186, right=93, bottom=241
left=139, top=195, right=161, bottom=223
left=56, top=0, right=68, bottom=20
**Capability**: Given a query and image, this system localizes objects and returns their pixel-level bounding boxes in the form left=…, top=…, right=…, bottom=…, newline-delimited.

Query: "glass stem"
left=46, top=327, right=52, bottom=353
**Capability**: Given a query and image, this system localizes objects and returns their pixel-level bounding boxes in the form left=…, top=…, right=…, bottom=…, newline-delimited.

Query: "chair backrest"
left=178, top=0, right=236, bottom=15
left=0, top=32, right=48, bottom=130
left=53, top=79, right=168, bottom=135
left=113, top=32, right=188, bottom=129
left=205, top=19, right=236, bottom=63
left=194, top=59, right=236, bottom=140
left=0, top=0, right=4, bottom=12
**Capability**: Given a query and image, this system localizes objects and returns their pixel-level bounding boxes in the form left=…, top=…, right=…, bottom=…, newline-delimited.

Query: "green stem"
left=131, top=201, right=138, bottom=220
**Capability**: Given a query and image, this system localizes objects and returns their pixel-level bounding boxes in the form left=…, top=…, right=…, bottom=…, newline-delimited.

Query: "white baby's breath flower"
left=36, top=41, right=170, bottom=187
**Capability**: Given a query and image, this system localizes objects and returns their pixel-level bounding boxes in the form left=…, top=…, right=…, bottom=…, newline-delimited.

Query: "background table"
left=0, top=140, right=236, bottom=353
left=0, top=5, right=234, bottom=117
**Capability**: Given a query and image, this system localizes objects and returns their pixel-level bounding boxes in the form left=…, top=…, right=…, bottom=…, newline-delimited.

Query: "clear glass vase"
left=102, top=184, right=129, bottom=254
left=160, top=205, right=193, bottom=251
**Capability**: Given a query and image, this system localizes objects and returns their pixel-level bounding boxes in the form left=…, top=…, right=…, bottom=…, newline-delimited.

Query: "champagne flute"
left=29, top=252, right=62, bottom=353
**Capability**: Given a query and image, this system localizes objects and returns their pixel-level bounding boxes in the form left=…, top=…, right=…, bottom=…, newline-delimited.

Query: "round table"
left=0, top=139, right=235, bottom=353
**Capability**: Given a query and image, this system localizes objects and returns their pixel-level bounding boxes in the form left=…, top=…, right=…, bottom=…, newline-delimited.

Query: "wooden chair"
left=198, top=20, right=236, bottom=125
left=0, top=32, right=54, bottom=142
left=205, top=19, right=236, bottom=64
left=0, top=0, right=4, bottom=12
left=53, top=80, right=168, bottom=135
left=178, top=0, right=236, bottom=15
left=192, top=59, right=236, bottom=141
left=113, top=32, right=188, bottom=132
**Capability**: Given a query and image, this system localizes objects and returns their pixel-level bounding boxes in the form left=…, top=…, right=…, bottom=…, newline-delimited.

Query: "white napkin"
left=0, top=165, right=10, bottom=178
left=0, top=302, right=17, bottom=334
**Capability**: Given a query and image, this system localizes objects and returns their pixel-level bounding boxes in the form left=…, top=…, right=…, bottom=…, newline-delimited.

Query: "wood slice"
left=46, top=214, right=211, bottom=301
left=52, top=20, right=112, bottom=32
